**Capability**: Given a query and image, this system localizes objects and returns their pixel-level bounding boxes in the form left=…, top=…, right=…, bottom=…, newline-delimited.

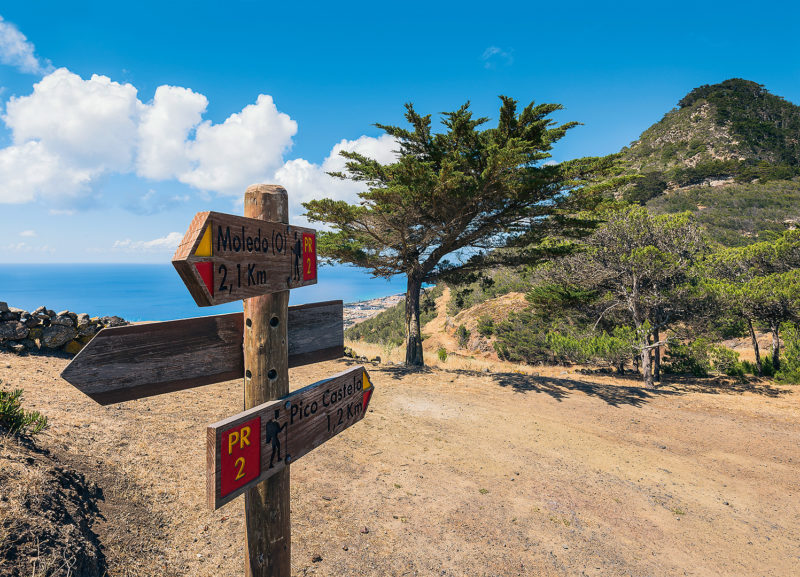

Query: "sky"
left=1, top=0, right=799, bottom=263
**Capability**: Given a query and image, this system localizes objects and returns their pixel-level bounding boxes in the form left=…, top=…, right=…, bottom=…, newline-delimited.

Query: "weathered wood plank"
left=207, top=365, right=374, bottom=510
left=60, top=301, right=343, bottom=405
left=172, top=210, right=317, bottom=307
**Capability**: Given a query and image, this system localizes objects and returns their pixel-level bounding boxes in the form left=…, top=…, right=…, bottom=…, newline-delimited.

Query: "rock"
left=1, top=311, right=21, bottom=322
left=45, top=309, right=56, bottom=318
left=482, top=367, right=490, bottom=373
left=51, top=315, right=76, bottom=327
left=78, top=334, right=94, bottom=345
left=0, top=302, right=8, bottom=313
left=312, top=555, right=323, bottom=563
left=27, top=327, right=43, bottom=341
left=62, top=340, right=83, bottom=355
left=32, top=306, right=46, bottom=315
left=76, top=313, right=91, bottom=328
left=8, top=342, right=26, bottom=354
left=99, top=316, right=127, bottom=328
left=370, top=356, right=381, bottom=364
left=21, top=338, right=39, bottom=350
left=42, top=325, right=77, bottom=348
left=78, top=323, right=100, bottom=337
left=0, top=321, right=29, bottom=340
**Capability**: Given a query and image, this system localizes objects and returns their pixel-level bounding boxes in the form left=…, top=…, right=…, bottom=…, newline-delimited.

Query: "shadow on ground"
left=488, top=372, right=678, bottom=407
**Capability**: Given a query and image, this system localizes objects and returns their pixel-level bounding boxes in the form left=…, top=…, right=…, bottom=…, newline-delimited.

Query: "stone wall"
left=0, top=302, right=127, bottom=355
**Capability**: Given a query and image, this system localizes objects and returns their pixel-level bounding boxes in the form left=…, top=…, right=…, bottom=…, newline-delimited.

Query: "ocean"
left=0, top=264, right=406, bottom=322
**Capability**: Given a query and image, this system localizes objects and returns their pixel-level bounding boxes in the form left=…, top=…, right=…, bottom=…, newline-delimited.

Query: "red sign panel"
left=302, top=233, right=317, bottom=281
left=220, top=416, right=261, bottom=497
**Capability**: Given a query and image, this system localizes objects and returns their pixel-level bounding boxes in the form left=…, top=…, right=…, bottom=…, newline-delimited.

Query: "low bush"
left=456, top=325, right=471, bottom=348
left=437, top=347, right=448, bottom=362
left=776, top=322, right=800, bottom=384
left=0, top=386, right=48, bottom=437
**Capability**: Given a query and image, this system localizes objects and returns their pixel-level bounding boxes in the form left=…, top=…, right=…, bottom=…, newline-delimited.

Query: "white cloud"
left=179, top=94, right=297, bottom=195
left=0, top=65, right=395, bottom=213
left=481, top=46, right=514, bottom=69
left=0, top=140, right=93, bottom=203
left=0, top=15, right=52, bottom=75
left=2, top=241, right=54, bottom=253
left=274, top=134, right=398, bottom=224
left=112, top=231, right=183, bottom=252
left=5, top=68, right=142, bottom=171
left=137, top=85, right=208, bottom=180
left=19, top=229, right=36, bottom=237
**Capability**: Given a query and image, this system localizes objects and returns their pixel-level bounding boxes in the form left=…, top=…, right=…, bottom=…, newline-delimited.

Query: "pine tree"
left=304, top=97, right=622, bottom=365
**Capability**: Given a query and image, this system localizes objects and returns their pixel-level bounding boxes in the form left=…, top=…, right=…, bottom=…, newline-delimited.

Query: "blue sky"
left=1, top=1, right=799, bottom=263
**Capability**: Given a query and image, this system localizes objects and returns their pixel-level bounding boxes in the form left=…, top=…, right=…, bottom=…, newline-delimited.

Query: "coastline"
left=343, top=293, right=404, bottom=329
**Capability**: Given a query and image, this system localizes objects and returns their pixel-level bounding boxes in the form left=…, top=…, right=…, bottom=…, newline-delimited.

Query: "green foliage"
left=456, top=325, right=471, bottom=348
left=663, top=338, right=712, bottom=377
left=493, top=309, right=636, bottom=369
left=776, top=322, right=800, bottom=384
left=678, top=79, right=800, bottom=164
left=709, top=346, right=744, bottom=378
left=344, top=286, right=441, bottom=346
left=447, top=268, right=530, bottom=315
left=476, top=315, right=494, bottom=337
left=648, top=180, right=800, bottom=247
left=304, top=96, right=626, bottom=365
left=624, top=171, right=668, bottom=205
left=0, top=387, right=49, bottom=437
left=437, top=347, right=448, bottom=362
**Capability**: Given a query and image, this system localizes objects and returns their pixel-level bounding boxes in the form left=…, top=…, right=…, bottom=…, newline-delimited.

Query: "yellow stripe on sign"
left=362, top=371, right=372, bottom=391
left=195, top=225, right=212, bottom=257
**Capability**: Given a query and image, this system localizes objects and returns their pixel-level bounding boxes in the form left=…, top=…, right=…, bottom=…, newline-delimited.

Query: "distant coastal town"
left=343, top=294, right=403, bottom=329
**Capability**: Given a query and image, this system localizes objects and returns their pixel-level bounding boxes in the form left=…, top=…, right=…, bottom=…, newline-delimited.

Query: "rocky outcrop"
left=0, top=302, right=128, bottom=356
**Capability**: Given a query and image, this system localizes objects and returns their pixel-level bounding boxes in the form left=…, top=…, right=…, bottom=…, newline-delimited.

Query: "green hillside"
left=620, top=79, right=800, bottom=244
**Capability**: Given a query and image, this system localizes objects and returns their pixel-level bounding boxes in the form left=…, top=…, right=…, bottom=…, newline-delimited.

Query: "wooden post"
left=243, top=184, right=291, bottom=577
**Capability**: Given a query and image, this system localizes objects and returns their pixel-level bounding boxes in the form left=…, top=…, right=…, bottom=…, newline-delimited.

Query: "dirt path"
left=2, top=351, right=799, bottom=576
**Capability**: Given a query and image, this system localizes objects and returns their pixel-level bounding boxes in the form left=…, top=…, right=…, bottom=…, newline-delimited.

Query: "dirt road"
left=1, top=351, right=798, bottom=576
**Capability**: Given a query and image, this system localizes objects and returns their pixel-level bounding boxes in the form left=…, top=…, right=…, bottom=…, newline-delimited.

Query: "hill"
left=619, top=78, right=800, bottom=243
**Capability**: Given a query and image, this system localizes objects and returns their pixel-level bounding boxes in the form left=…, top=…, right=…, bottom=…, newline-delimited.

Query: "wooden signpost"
left=60, top=301, right=344, bottom=404
left=59, top=184, right=375, bottom=577
left=172, top=210, right=317, bottom=306
left=208, top=365, right=373, bottom=509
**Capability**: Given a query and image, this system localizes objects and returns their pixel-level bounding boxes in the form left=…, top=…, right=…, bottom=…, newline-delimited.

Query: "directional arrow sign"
left=207, top=365, right=374, bottom=509
left=60, top=301, right=343, bottom=405
left=172, top=211, right=317, bottom=307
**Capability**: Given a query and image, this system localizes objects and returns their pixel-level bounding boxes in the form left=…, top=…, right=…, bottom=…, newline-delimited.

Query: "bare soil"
left=1, top=348, right=799, bottom=577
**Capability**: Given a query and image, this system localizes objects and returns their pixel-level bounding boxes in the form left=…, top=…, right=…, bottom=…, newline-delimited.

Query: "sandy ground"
left=1, top=349, right=799, bottom=577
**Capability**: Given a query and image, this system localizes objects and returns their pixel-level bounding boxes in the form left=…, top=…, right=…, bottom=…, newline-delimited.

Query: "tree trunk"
left=617, top=362, right=625, bottom=375
left=771, top=322, right=781, bottom=372
left=641, top=344, right=654, bottom=388
left=747, top=317, right=763, bottom=376
left=653, top=327, right=661, bottom=382
left=404, top=275, right=424, bottom=366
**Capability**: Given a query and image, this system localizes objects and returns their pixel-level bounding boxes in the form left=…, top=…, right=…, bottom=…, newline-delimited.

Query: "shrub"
left=437, top=347, right=448, bottom=362
left=663, top=338, right=712, bottom=377
left=776, top=322, right=800, bottom=384
left=456, top=325, right=471, bottom=348
left=0, top=387, right=49, bottom=437
left=761, top=356, right=776, bottom=378
left=710, top=345, right=745, bottom=377
left=476, top=315, right=494, bottom=337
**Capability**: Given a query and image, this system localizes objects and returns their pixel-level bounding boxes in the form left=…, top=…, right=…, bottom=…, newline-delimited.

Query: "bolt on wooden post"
left=243, top=184, right=291, bottom=577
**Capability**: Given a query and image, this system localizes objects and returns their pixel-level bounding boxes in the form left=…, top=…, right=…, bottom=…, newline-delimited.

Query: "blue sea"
left=0, top=264, right=406, bottom=322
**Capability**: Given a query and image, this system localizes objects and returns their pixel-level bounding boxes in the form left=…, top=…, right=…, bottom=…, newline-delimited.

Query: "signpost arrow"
left=60, top=301, right=344, bottom=405
left=207, top=365, right=374, bottom=509
left=172, top=211, right=317, bottom=307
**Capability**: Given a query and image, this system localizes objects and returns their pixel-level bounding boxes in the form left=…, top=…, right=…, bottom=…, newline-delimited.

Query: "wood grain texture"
left=172, top=207, right=317, bottom=307
left=243, top=184, right=291, bottom=577
left=60, top=301, right=343, bottom=405
left=207, top=365, right=374, bottom=510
